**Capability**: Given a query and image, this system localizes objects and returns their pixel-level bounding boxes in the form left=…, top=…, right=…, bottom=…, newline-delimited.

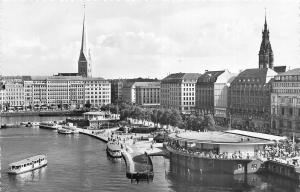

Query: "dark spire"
left=258, top=9, right=273, bottom=69
left=78, top=3, right=92, bottom=77
left=264, top=8, right=267, bottom=30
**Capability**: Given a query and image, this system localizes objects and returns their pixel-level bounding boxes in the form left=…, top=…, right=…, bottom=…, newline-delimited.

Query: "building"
left=0, top=76, right=110, bottom=109
left=135, top=81, right=160, bottom=108
left=78, top=8, right=92, bottom=78
left=195, top=69, right=236, bottom=116
left=229, top=68, right=277, bottom=132
left=3, top=80, right=24, bottom=109
left=161, top=73, right=201, bottom=114
left=271, top=68, right=300, bottom=137
left=84, top=77, right=111, bottom=107
left=122, top=81, right=160, bottom=105
left=110, top=79, right=124, bottom=104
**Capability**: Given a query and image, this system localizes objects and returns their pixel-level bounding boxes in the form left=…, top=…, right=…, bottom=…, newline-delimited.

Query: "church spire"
left=78, top=3, right=92, bottom=78
left=258, top=9, right=273, bottom=69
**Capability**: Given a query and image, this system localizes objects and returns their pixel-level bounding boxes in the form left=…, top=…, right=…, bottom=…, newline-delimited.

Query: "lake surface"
left=1, top=116, right=300, bottom=192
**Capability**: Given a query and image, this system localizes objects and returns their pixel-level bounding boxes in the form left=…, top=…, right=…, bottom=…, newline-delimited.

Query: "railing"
left=166, top=145, right=254, bottom=161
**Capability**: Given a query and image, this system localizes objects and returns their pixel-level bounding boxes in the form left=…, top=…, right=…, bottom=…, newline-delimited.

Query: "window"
left=251, top=164, right=257, bottom=170
left=289, top=108, right=293, bottom=116
left=281, top=108, right=285, bottom=115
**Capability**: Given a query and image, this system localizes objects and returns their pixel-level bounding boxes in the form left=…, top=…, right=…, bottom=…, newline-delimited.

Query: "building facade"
left=271, top=68, right=300, bottom=137
left=0, top=76, right=110, bottom=109
left=135, top=82, right=160, bottom=108
left=161, top=73, right=201, bottom=114
left=229, top=68, right=277, bottom=132
left=110, top=79, right=124, bottom=104
left=195, top=69, right=236, bottom=117
left=195, top=70, right=236, bottom=126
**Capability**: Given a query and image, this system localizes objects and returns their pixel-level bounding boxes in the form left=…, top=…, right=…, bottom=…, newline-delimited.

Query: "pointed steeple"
left=264, top=8, right=267, bottom=31
left=80, top=5, right=87, bottom=53
left=78, top=4, right=92, bottom=78
left=258, top=9, right=273, bottom=69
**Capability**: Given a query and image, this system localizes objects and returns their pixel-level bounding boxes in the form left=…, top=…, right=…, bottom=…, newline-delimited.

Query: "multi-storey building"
left=0, top=76, right=110, bottom=109
left=4, top=81, right=24, bottom=108
left=195, top=69, right=236, bottom=125
left=229, top=68, right=277, bottom=132
left=161, top=73, right=201, bottom=114
left=135, top=82, right=160, bottom=108
left=110, top=79, right=124, bottom=104
left=122, top=81, right=136, bottom=104
left=271, top=68, right=300, bottom=137
left=84, top=77, right=111, bottom=107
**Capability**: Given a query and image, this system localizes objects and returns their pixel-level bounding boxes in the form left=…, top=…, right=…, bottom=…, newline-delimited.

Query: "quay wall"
left=168, top=146, right=262, bottom=175
left=264, top=160, right=300, bottom=181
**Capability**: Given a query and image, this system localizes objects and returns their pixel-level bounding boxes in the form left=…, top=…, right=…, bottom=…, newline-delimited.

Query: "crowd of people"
left=167, top=141, right=251, bottom=160
left=256, top=140, right=300, bottom=165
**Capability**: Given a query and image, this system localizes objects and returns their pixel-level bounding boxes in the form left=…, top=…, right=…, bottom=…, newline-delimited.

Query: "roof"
left=162, top=73, right=201, bottom=84
left=24, top=76, right=106, bottom=81
left=276, top=68, right=300, bottom=76
left=134, top=81, right=160, bottom=88
left=84, top=111, right=105, bottom=116
left=231, top=68, right=277, bottom=84
left=273, top=66, right=286, bottom=74
left=169, top=131, right=275, bottom=145
left=197, top=70, right=224, bottom=83
left=9, top=155, right=46, bottom=166
left=225, top=130, right=287, bottom=142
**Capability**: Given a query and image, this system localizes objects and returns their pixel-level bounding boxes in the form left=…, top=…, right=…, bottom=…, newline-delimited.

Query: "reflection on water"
left=8, top=166, right=47, bottom=188
left=167, top=161, right=300, bottom=192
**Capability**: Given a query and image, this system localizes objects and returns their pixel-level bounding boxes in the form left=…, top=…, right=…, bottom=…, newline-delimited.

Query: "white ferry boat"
left=39, top=122, right=60, bottom=130
left=106, top=141, right=122, bottom=158
left=30, top=122, right=40, bottom=127
left=57, top=128, right=73, bottom=134
left=7, top=154, right=47, bottom=174
left=61, top=123, right=79, bottom=134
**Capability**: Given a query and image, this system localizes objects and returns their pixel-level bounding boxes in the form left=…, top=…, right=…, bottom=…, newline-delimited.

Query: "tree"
left=205, top=114, right=216, bottom=131
left=169, top=109, right=183, bottom=127
left=160, top=109, right=172, bottom=126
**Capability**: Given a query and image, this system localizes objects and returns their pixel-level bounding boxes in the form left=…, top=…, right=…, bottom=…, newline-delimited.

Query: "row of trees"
left=100, top=102, right=217, bottom=131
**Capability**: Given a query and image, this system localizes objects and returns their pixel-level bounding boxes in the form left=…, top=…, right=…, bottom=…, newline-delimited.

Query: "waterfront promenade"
left=77, top=127, right=165, bottom=180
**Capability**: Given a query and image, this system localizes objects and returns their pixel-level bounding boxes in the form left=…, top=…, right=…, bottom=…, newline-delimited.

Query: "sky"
left=1, top=0, right=299, bottom=79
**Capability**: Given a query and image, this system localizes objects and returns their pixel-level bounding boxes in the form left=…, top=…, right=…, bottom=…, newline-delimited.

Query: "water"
left=1, top=116, right=300, bottom=192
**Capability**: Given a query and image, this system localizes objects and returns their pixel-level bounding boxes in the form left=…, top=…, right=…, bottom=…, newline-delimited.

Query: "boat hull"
left=7, top=161, right=48, bottom=175
left=106, top=148, right=122, bottom=158
left=39, top=125, right=57, bottom=130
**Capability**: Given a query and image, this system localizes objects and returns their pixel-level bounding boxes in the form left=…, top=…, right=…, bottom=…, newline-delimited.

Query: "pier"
left=76, top=127, right=165, bottom=181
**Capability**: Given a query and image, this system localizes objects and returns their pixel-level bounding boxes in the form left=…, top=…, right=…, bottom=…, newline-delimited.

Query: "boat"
left=39, top=122, right=60, bottom=130
left=7, top=154, right=47, bottom=174
left=1, top=124, right=23, bottom=128
left=29, top=122, right=40, bottom=127
left=57, top=128, right=73, bottom=134
left=106, top=141, right=123, bottom=158
left=61, top=123, right=79, bottom=134
left=20, top=122, right=30, bottom=126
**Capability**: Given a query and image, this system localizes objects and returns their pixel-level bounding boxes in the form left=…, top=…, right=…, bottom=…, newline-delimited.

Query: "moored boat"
left=29, top=122, right=40, bottom=127
left=57, top=128, right=73, bottom=134
left=106, top=141, right=122, bottom=158
left=61, top=123, right=79, bottom=134
left=39, top=122, right=60, bottom=130
left=7, top=154, right=47, bottom=174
